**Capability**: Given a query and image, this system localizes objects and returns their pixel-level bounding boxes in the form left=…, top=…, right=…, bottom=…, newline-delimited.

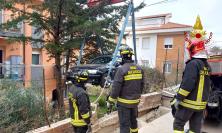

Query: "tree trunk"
left=55, top=54, right=65, bottom=117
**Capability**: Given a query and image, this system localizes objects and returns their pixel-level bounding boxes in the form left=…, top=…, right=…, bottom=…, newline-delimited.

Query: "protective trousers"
left=117, top=105, right=138, bottom=133
left=73, top=126, right=88, bottom=133
left=173, top=107, right=203, bottom=133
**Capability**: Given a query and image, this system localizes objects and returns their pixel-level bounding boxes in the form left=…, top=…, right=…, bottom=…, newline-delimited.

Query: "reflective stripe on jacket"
left=68, top=84, right=91, bottom=126
left=176, top=58, right=211, bottom=111
left=110, top=61, right=144, bottom=108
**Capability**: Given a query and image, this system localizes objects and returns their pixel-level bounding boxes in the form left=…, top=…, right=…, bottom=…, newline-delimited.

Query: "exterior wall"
left=42, top=48, right=56, bottom=100
left=0, top=40, right=23, bottom=61
left=0, top=2, right=56, bottom=100
left=156, top=33, right=185, bottom=84
left=126, top=34, right=157, bottom=68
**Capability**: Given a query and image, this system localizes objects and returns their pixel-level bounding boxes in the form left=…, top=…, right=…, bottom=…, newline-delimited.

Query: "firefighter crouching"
left=108, top=45, right=144, bottom=133
left=171, top=16, right=212, bottom=133
left=67, top=70, right=92, bottom=133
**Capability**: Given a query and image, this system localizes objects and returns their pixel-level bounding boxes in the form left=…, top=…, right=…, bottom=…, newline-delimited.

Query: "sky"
left=133, top=0, right=222, bottom=44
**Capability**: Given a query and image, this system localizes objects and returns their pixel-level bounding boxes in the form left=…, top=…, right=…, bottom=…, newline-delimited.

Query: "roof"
left=136, top=22, right=192, bottom=31
left=136, top=13, right=172, bottom=20
left=126, top=22, right=192, bottom=32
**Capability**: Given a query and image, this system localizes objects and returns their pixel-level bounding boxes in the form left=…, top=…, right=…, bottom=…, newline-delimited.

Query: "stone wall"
left=27, top=92, right=162, bottom=133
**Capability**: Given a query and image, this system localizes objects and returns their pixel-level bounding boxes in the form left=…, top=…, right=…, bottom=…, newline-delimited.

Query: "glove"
left=106, top=98, right=115, bottom=114
left=106, top=101, right=114, bottom=109
left=174, top=99, right=181, bottom=110
left=104, top=81, right=111, bottom=88
left=86, top=123, right=92, bottom=133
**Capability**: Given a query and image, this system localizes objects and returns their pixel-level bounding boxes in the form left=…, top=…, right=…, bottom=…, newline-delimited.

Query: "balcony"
left=0, top=11, right=23, bottom=38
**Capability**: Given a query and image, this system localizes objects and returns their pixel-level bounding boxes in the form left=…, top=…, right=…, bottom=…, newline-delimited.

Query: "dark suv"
left=67, top=55, right=121, bottom=87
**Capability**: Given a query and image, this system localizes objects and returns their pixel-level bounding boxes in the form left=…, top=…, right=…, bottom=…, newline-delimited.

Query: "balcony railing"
left=0, top=13, right=23, bottom=37
left=0, top=63, right=24, bottom=80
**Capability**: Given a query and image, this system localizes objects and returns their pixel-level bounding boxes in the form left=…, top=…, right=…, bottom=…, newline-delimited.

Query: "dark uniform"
left=109, top=60, right=144, bottom=133
left=68, top=84, right=91, bottom=133
left=172, top=58, right=211, bottom=133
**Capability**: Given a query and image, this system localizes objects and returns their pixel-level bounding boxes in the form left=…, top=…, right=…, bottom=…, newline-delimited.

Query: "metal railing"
left=0, top=63, right=24, bottom=80
left=0, top=13, right=23, bottom=37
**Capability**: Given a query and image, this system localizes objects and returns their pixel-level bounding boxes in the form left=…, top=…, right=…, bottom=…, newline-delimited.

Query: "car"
left=67, top=55, right=121, bottom=87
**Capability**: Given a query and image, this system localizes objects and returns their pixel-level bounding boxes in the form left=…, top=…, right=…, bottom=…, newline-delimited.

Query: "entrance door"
left=0, top=50, right=2, bottom=75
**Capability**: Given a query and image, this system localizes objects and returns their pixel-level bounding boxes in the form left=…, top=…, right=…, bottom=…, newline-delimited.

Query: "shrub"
left=142, top=67, right=164, bottom=93
left=0, top=79, right=45, bottom=133
left=98, top=95, right=107, bottom=107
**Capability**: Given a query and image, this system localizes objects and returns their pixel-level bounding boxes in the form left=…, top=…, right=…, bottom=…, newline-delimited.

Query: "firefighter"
left=67, top=70, right=92, bottom=133
left=108, top=45, right=144, bottom=133
left=172, top=16, right=212, bottom=133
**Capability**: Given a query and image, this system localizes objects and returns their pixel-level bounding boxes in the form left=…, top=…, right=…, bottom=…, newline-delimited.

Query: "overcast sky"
left=133, top=0, right=222, bottom=43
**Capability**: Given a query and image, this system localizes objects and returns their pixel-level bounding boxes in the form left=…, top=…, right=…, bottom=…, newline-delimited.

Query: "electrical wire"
left=144, top=0, right=177, bottom=8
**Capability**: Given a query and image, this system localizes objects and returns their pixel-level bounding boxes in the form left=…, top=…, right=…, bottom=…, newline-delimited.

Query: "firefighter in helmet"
left=172, top=16, right=212, bottom=133
left=67, top=70, right=92, bottom=133
left=108, top=45, right=144, bottom=133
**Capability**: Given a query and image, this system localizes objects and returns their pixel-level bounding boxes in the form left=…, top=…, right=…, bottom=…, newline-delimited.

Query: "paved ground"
left=139, top=112, right=222, bottom=133
left=202, top=120, right=222, bottom=133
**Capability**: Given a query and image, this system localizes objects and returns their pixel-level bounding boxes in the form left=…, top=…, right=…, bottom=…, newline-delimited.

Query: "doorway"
left=0, top=50, right=3, bottom=75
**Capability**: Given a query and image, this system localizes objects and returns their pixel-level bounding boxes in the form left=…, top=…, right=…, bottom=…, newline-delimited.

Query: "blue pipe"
left=107, top=3, right=133, bottom=79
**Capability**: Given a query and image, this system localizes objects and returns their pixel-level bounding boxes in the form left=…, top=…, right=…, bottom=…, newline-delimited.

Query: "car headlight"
left=88, top=70, right=98, bottom=74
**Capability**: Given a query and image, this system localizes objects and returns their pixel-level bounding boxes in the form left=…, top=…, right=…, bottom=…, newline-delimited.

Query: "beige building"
left=125, top=13, right=192, bottom=83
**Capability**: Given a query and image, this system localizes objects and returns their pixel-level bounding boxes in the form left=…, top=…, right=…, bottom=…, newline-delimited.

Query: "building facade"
left=125, top=13, right=192, bottom=83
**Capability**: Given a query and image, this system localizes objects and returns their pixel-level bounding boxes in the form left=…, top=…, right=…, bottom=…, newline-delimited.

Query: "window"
left=164, top=61, right=172, bottom=73
left=136, top=38, right=139, bottom=47
left=142, top=60, right=149, bottom=67
left=142, top=37, right=150, bottom=49
left=164, top=37, right=173, bottom=49
left=0, top=10, right=3, bottom=24
left=32, top=26, right=44, bottom=48
left=32, top=52, right=40, bottom=65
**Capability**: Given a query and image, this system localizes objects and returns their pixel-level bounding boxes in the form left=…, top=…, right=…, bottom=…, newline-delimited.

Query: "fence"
left=0, top=63, right=24, bottom=80
left=0, top=64, right=61, bottom=99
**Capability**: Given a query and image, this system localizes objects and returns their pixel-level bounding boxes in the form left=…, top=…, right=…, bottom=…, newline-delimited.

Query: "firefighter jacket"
left=174, top=58, right=211, bottom=111
left=109, top=61, right=144, bottom=108
left=68, top=84, right=91, bottom=127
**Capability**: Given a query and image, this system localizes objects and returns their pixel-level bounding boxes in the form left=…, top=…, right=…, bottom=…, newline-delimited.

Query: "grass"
left=89, top=95, right=108, bottom=118
left=89, top=95, right=98, bottom=103
left=98, top=106, right=107, bottom=118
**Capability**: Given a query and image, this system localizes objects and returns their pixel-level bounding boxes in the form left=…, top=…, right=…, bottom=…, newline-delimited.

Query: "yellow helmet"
left=119, top=45, right=134, bottom=58
left=75, top=70, right=89, bottom=83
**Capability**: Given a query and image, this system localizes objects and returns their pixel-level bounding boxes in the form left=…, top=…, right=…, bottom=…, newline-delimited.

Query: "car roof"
left=89, top=55, right=112, bottom=62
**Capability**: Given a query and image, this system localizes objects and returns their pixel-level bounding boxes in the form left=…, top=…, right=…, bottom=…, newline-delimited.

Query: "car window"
left=90, top=56, right=112, bottom=64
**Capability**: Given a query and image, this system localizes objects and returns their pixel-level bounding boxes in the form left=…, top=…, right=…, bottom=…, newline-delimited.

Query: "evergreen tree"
left=0, top=0, right=144, bottom=115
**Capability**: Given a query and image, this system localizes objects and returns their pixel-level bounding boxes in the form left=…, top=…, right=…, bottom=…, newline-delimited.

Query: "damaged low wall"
left=27, top=92, right=161, bottom=133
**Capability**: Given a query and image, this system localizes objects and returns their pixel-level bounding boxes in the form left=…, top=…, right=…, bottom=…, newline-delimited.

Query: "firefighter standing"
left=67, top=70, right=92, bottom=133
left=172, top=16, right=212, bottom=133
left=108, top=45, right=144, bottom=133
